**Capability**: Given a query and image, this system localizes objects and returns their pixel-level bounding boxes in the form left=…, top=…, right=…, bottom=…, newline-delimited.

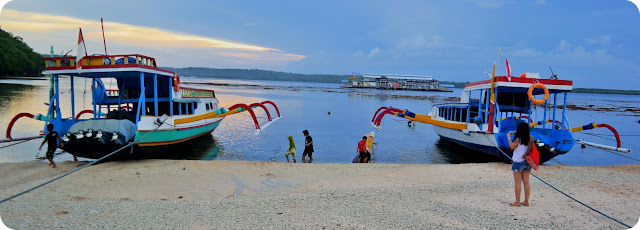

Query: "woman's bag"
left=526, top=145, right=540, bottom=170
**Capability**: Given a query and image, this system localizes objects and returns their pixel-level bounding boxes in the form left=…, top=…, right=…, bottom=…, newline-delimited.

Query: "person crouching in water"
left=357, top=136, right=370, bottom=163
left=507, top=122, right=534, bottom=207
left=38, top=124, right=64, bottom=168
left=285, top=136, right=296, bottom=163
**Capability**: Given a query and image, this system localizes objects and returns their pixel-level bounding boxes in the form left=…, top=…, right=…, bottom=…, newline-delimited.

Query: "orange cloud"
left=0, top=9, right=305, bottom=62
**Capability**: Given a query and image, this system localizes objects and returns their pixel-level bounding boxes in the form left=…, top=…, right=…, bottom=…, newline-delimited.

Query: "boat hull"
left=63, top=118, right=223, bottom=159
left=433, top=125, right=562, bottom=164
left=136, top=118, right=223, bottom=147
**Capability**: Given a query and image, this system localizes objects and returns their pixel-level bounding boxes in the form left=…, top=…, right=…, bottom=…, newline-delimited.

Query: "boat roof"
left=464, top=76, right=573, bottom=94
left=43, top=54, right=174, bottom=78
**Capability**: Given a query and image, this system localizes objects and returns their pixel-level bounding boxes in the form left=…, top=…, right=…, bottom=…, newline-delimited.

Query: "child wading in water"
left=302, top=130, right=313, bottom=162
left=285, top=136, right=296, bottom=163
left=38, top=124, right=65, bottom=168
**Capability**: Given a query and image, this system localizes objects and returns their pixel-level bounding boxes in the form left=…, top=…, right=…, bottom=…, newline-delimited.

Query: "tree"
left=0, top=28, right=45, bottom=76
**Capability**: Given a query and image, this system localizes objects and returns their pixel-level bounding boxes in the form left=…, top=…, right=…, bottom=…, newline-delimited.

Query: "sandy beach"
left=0, top=160, right=638, bottom=229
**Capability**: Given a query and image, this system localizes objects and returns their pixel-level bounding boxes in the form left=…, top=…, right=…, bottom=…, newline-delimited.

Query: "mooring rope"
left=0, top=123, right=164, bottom=205
left=481, top=134, right=632, bottom=228
left=599, top=148, right=640, bottom=162
left=0, top=139, right=38, bottom=150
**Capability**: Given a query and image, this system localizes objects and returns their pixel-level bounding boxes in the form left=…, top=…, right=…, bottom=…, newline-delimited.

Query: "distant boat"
left=342, top=73, right=453, bottom=92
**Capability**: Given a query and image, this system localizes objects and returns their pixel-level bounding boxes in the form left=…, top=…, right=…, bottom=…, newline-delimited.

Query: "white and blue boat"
left=372, top=71, right=630, bottom=163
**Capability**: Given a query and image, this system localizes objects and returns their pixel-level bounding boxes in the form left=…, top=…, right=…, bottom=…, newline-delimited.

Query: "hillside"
left=164, top=67, right=472, bottom=88
left=0, top=28, right=45, bottom=76
left=163, top=67, right=350, bottom=83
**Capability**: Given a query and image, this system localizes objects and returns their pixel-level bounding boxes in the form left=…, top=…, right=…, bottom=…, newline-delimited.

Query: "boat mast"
left=48, top=46, right=55, bottom=120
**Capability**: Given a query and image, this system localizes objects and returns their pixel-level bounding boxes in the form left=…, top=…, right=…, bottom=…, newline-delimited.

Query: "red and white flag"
left=76, top=28, right=88, bottom=73
left=505, top=57, right=512, bottom=82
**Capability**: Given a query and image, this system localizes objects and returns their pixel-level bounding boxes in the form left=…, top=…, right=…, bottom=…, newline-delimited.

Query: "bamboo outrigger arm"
left=371, top=106, right=466, bottom=131
left=571, top=123, right=630, bottom=153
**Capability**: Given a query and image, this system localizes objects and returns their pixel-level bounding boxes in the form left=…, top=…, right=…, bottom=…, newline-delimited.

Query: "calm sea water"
left=0, top=77, right=638, bottom=166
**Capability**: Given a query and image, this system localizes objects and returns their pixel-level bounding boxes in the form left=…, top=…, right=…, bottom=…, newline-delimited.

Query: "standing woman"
left=506, top=122, right=534, bottom=207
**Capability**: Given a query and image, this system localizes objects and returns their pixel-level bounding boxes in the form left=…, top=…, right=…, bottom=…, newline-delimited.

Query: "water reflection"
left=0, top=78, right=638, bottom=166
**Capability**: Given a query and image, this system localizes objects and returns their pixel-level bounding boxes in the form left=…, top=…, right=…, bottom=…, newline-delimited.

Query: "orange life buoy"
left=173, top=73, right=181, bottom=92
left=527, top=83, right=549, bottom=104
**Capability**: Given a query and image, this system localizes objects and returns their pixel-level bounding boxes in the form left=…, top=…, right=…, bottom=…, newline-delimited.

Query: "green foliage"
left=0, top=28, right=45, bottom=76
left=439, top=81, right=470, bottom=88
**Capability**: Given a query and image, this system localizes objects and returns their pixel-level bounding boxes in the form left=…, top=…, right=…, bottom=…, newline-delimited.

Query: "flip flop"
left=509, top=202, right=521, bottom=207
left=521, top=203, right=529, bottom=207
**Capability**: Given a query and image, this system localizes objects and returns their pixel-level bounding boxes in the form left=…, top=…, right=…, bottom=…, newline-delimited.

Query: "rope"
left=83, top=78, right=87, bottom=109
left=0, top=139, right=38, bottom=150
left=481, top=135, right=631, bottom=228
left=599, top=148, right=640, bottom=162
left=0, top=123, right=163, bottom=205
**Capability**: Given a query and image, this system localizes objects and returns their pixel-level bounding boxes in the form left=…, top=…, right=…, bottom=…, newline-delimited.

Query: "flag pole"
left=80, top=28, right=88, bottom=56
left=101, top=17, right=108, bottom=55
left=487, top=49, right=500, bottom=133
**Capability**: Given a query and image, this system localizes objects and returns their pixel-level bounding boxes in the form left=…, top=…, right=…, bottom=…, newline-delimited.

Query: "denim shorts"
left=512, top=161, right=531, bottom=172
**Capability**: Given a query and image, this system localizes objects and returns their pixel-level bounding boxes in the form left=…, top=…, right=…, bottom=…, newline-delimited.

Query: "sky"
left=0, top=0, right=639, bottom=89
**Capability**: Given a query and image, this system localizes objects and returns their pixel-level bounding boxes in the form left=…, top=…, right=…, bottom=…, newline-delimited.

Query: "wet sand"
left=1, top=160, right=639, bottom=229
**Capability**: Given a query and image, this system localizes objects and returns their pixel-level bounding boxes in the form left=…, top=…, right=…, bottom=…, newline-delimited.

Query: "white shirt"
left=512, top=139, right=528, bottom=163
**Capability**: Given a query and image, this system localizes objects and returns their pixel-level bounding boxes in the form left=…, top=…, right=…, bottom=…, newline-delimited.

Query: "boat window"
left=496, top=92, right=530, bottom=112
left=206, top=103, right=210, bottom=111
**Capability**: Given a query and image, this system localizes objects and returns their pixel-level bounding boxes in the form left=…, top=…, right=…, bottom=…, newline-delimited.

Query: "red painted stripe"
left=44, top=54, right=156, bottom=61
left=465, top=76, right=573, bottom=88
left=45, top=64, right=174, bottom=74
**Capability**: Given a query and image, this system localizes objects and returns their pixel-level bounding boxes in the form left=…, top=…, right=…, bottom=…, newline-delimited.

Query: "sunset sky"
left=1, top=0, right=639, bottom=89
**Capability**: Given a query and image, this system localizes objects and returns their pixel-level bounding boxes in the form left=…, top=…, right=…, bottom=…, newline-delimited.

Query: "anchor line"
left=599, top=148, right=640, bottom=162
left=0, top=122, right=164, bottom=205
left=0, top=139, right=38, bottom=150
left=481, top=135, right=632, bottom=228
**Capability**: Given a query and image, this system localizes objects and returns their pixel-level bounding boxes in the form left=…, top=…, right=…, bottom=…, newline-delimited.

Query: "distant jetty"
left=341, top=73, right=453, bottom=92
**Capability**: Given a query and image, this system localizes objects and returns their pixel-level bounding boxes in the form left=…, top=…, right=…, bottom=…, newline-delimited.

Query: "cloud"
left=0, top=9, right=305, bottom=64
left=368, top=47, right=384, bottom=57
left=584, top=35, right=612, bottom=47
left=0, top=0, right=12, bottom=14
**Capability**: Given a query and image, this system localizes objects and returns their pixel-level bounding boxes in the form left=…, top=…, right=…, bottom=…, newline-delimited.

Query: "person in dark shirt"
left=302, top=130, right=314, bottom=162
left=38, top=124, right=64, bottom=168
